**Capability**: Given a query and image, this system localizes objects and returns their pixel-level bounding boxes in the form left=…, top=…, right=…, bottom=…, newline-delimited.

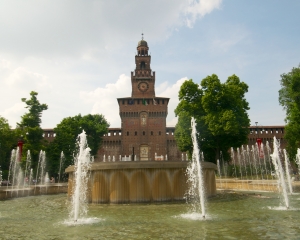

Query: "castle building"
left=42, top=38, right=287, bottom=160
left=97, top=38, right=183, bottom=162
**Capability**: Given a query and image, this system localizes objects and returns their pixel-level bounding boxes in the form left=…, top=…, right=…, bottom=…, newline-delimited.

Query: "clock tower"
left=117, top=36, right=169, bottom=161
left=131, top=35, right=155, bottom=98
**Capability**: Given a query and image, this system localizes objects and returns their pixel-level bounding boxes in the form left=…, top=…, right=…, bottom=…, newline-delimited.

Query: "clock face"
left=138, top=82, right=149, bottom=92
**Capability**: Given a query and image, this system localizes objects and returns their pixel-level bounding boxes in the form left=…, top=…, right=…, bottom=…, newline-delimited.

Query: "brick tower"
left=117, top=36, right=169, bottom=161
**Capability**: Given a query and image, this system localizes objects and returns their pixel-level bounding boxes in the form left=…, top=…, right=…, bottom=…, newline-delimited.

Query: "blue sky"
left=0, top=0, right=299, bottom=128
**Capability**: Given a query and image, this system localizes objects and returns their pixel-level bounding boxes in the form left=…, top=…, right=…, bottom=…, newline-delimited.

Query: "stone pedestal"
left=66, top=161, right=217, bottom=203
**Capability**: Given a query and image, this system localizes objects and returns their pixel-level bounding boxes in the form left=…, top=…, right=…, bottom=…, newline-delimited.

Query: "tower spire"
left=141, top=33, right=144, bottom=40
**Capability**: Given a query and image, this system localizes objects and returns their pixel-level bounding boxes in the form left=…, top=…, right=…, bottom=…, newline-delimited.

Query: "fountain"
left=1, top=147, right=67, bottom=200
left=36, top=150, right=46, bottom=185
left=6, top=147, right=28, bottom=196
left=1, top=132, right=300, bottom=238
left=23, top=150, right=31, bottom=187
left=66, top=134, right=217, bottom=203
left=185, top=117, right=206, bottom=219
left=0, top=168, right=2, bottom=186
left=69, top=130, right=93, bottom=223
left=270, top=137, right=289, bottom=209
left=283, top=149, right=293, bottom=194
left=297, top=148, right=300, bottom=175
left=58, top=151, right=65, bottom=184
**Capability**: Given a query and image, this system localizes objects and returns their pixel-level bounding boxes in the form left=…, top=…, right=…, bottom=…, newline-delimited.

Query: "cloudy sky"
left=1, top=0, right=299, bottom=129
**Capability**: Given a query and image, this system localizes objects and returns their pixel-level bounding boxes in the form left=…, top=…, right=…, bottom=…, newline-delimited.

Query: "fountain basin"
left=0, top=184, right=68, bottom=200
left=65, top=161, right=217, bottom=203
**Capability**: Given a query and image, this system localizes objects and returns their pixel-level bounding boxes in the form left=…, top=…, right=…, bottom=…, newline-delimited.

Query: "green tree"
left=46, top=114, right=109, bottom=179
left=175, top=74, right=250, bottom=163
left=0, top=116, right=19, bottom=179
left=279, top=65, right=300, bottom=161
left=17, top=91, right=48, bottom=169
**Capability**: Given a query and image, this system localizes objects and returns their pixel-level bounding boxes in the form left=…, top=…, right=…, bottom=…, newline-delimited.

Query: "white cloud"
left=183, top=0, right=223, bottom=27
left=0, top=1, right=222, bottom=58
left=0, top=102, right=26, bottom=128
left=80, top=74, right=131, bottom=127
left=0, top=59, right=11, bottom=69
left=0, top=61, right=54, bottom=127
left=5, top=67, right=51, bottom=91
left=157, top=77, right=188, bottom=126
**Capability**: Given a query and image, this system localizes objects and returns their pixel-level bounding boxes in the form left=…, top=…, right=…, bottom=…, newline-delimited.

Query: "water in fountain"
left=245, top=145, right=253, bottom=180
left=23, top=150, right=31, bottom=189
left=236, top=148, right=244, bottom=189
left=230, top=148, right=237, bottom=179
left=260, top=143, right=273, bottom=191
left=296, top=148, right=300, bottom=175
left=45, top=172, right=49, bottom=184
left=256, top=143, right=265, bottom=184
left=1, top=193, right=300, bottom=238
left=8, top=148, right=23, bottom=190
left=241, top=146, right=250, bottom=190
left=0, top=168, right=2, bottom=186
left=36, top=150, right=46, bottom=185
left=216, top=159, right=223, bottom=189
left=251, top=145, right=260, bottom=182
left=69, top=130, right=95, bottom=224
left=184, top=117, right=206, bottom=219
left=58, top=151, right=65, bottom=184
left=103, top=154, right=106, bottom=162
left=113, top=156, right=115, bottom=162
left=283, top=149, right=293, bottom=194
left=271, top=136, right=289, bottom=209
left=29, top=168, right=33, bottom=186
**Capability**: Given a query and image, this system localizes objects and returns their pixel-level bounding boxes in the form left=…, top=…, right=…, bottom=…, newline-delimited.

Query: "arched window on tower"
left=141, top=49, right=144, bottom=55
left=140, top=61, right=145, bottom=69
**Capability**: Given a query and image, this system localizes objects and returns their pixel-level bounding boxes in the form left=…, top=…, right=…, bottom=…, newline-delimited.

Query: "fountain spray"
left=283, top=149, right=293, bottom=194
left=70, top=130, right=92, bottom=222
left=271, top=137, right=289, bottom=209
left=189, top=117, right=206, bottom=218
left=296, top=149, right=300, bottom=175
left=58, top=151, right=65, bottom=184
